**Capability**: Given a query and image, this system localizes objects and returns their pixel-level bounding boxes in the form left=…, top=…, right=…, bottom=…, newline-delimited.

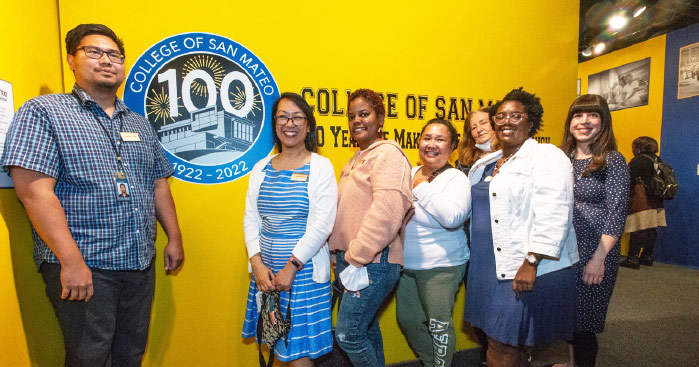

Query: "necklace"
left=492, top=145, right=522, bottom=176
left=426, top=163, right=453, bottom=182
left=573, top=156, right=592, bottom=183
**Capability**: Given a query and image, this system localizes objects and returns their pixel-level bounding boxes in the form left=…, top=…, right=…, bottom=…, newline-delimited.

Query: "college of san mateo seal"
left=124, top=32, right=279, bottom=184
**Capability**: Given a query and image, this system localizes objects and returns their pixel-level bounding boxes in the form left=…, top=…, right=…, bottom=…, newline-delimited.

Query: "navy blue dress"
left=464, top=162, right=575, bottom=346
left=572, top=152, right=629, bottom=333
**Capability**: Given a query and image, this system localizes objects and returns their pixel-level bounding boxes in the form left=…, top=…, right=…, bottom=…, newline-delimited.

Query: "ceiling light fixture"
left=593, top=42, right=606, bottom=55
left=582, top=46, right=593, bottom=57
left=608, top=12, right=630, bottom=31
left=633, top=6, right=647, bottom=18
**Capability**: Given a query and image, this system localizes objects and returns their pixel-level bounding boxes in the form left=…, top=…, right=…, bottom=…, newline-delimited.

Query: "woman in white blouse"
left=396, top=119, right=471, bottom=367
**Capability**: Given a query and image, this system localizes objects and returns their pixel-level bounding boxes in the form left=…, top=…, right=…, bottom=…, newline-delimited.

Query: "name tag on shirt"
left=120, top=132, right=140, bottom=141
left=290, top=173, right=308, bottom=182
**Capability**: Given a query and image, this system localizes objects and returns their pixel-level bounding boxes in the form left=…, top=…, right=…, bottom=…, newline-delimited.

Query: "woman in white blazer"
left=464, top=88, right=578, bottom=367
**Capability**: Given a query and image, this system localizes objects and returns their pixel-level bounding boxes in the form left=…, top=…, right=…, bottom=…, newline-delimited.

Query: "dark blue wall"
left=656, top=23, right=699, bottom=268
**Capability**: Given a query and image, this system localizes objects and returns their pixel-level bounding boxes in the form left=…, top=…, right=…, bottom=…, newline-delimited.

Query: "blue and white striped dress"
left=242, top=161, right=333, bottom=361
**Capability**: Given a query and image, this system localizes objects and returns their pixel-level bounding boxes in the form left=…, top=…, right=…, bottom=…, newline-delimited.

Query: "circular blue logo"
left=124, top=32, right=279, bottom=184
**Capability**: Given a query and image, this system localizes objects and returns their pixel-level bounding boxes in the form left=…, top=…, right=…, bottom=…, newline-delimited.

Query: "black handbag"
left=256, top=291, right=291, bottom=367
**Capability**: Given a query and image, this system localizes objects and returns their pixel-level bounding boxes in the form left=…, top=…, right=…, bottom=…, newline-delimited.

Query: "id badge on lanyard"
left=114, top=172, right=132, bottom=201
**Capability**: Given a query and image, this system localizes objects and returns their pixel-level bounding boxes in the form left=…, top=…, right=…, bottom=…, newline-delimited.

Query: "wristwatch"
left=526, top=253, right=539, bottom=266
left=289, top=257, right=303, bottom=271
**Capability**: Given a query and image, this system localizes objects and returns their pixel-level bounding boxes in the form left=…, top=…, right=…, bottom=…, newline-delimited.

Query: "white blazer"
left=468, top=138, right=579, bottom=279
left=243, top=153, right=338, bottom=283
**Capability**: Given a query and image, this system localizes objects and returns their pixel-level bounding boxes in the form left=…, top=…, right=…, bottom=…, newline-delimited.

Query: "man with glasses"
left=1, top=24, right=183, bottom=366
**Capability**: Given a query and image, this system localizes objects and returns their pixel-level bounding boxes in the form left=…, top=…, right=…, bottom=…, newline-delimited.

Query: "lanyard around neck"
left=71, top=91, right=125, bottom=171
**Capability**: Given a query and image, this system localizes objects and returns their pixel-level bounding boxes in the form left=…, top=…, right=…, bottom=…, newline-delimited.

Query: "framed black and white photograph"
left=678, top=41, right=699, bottom=99
left=588, top=58, right=650, bottom=111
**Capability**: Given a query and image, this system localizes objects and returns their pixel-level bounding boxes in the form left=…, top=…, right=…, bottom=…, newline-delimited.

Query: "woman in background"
left=329, top=88, right=412, bottom=367
left=397, top=119, right=470, bottom=367
left=242, top=92, right=337, bottom=366
left=464, top=88, right=578, bottom=367
left=456, top=106, right=498, bottom=366
left=456, top=107, right=499, bottom=175
left=553, top=94, right=630, bottom=367
left=622, top=136, right=666, bottom=269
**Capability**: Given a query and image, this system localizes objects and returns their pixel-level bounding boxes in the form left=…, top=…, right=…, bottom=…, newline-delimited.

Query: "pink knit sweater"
left=329, top=140, right=413, bottom=266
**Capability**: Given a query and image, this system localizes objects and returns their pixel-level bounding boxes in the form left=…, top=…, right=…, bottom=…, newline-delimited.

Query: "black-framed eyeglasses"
left=77, top=46, right=125, bottom=64
left=275, top=115, right=307, bottom=126
left=492, top=112, right=526, bottom=125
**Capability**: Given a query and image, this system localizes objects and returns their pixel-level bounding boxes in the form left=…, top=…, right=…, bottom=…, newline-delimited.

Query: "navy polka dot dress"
left=572, top=151, right=629, bottom=333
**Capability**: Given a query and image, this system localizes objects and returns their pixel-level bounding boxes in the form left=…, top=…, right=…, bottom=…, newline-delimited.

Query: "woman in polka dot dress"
left=553, top=94, right=630, bottom=367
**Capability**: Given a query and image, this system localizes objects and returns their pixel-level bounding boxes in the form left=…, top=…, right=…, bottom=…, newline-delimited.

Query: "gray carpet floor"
left=391, top=261, right=699, bottom=367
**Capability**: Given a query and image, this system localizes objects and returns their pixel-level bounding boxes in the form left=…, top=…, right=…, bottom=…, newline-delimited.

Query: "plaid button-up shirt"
left=1, top=85, right=174, bottom=270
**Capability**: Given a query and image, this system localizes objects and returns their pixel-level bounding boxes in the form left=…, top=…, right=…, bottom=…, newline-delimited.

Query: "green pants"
left=396, top=264, right=467, bottom=367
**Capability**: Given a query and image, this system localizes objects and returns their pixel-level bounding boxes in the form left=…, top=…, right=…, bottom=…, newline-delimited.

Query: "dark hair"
left=271, top=92, right=317, bottom=152
left=490, top=87, right=543, bottom=136
left=421, top=118, right=459, bottom=151
left=632, top=136, right=658, bottom=156
left=561, top=94, right=618, bottom=176
left=65, top=24, right=125, bottom=57
left=347, top=89, right=385, bottom=121
left=457, top=107, right=500, bottom=167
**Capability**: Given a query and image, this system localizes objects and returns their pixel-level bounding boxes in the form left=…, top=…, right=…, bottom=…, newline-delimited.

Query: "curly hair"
left=490, top=87, right=543, bottom=136
left=347, top=88, right=385, bottom=120
left=271, top=92, right=317, bottom=152
left=420, top=118, right=459, bottom=152
left=561, top=94, right=617, bottom=176
left=457, top=107, right=500, bottom=167
left=65, top=24, right=125, bottom=57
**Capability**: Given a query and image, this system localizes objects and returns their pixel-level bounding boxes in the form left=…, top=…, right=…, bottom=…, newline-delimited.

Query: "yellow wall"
left=577, top=35, right=666, bottom=254
left=0, top=1, right=64, bottom=366
left=2, top=1, right=579, bottom=365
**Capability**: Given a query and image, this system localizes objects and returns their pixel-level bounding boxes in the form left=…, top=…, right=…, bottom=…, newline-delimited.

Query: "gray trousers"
left=41, top=261, right=155, bottom=367
left=396, top=264, right=467, bottom=367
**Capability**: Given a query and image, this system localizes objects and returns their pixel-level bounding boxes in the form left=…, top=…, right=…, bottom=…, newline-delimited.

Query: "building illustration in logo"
left=157, top=105, right=257, bottom=163
left=123, top=32, right=279, bottom=184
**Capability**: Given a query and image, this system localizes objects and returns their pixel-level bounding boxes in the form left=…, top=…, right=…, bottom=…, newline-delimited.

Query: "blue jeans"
left=41, top=261, right=155, bottom=367
left=334, top=248, right=401, bottom=367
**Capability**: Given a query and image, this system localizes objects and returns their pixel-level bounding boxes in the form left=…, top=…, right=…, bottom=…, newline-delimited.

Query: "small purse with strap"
left=256, top=290, right=291, bottom=367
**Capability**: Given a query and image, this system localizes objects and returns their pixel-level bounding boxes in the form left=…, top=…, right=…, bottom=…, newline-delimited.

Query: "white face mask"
left=475, top=138, right=493, bottom=152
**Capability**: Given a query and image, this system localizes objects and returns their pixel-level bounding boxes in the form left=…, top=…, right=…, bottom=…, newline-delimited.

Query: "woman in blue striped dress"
left=242, top=92, right=338, bottom=365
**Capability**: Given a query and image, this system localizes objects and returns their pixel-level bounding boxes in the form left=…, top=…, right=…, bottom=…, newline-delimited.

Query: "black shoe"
left=639, top=255, right=654, bottom=266
left=620, top=257, right=640, bottom=269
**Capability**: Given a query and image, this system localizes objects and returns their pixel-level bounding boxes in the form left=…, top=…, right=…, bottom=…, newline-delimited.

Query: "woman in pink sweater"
left=329, top=88, right=412, bottom=367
